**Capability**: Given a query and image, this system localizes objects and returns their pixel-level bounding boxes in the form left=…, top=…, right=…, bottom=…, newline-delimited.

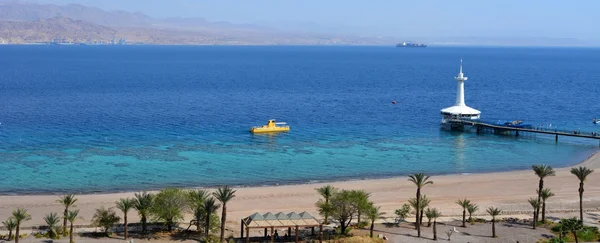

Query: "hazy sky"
left=28, top=0, right=600, bottom=40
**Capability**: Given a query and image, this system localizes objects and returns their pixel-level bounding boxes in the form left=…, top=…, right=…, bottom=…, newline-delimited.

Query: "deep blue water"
left=1, top=45, right=599, bottom=194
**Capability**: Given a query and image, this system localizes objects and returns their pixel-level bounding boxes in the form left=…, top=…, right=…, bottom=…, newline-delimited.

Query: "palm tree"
left=527, top=198, right=540, bottom=229
left=466, top=203, right=479, bottom=225
left=456, top=199, right=471, bottom=227
left=486, top=207, right=501, bottom=238
left=407, top=195, right=429, bottom=226
left=189, top=189, right=209, bottom=232
left=2, top=218, right=17, bottom=241
left=213, top=185, right=236, bottom=243
left=560, top=217, right=583, bottom=243
left=428, top=208, right=441, bottom=241
left=134, top=192, right=153, bottom=234
left=419, top=196, right=431, bottom=226
left=408, top=173, right=433, bottom=238
left=316, top=185, right=337, bottom=224
left=57, top=194, right=77, bottom=236
left=115, top=198, right=135, bottom=240
left=539, top=188, right=555, bottom=223
left=44, top=212, right=61, bottom=239
left=366, top=204, right=386, bottom=238
left=570, top=166, right=594, bottom=222
left=532, top=164, right=555, bottom=222
left=66, top=210, right=79, bottom=243
left=424, top=208, right=434, bottom=227
left=203, top=197, right=221, bottom=240
left=351, top=190, right=371, bottom=226
left=12, top=208, right=32, bottom=243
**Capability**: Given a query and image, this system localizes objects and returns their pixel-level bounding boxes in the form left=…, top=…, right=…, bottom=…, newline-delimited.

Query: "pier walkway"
left=447, top=119, right=600, bottom=141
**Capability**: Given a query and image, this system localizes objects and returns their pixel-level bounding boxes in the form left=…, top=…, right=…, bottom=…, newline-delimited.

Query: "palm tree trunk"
left=573, top=230, right=579, bottom=243
left=141, top=215, right=147, bottom=233
left=462, top=210, right=466, bottom=227
left=536, top=179, right=543, bottom=224
left=8, top=229, right=13, bottom=241
left=419, top=210, right=424, bottom=226
left=324, top=198, right=329, bottom=225
left=579, top=182, right=584, bottom=222
left=357, top=210, right=362, bottom=226
left=63, top=207, right=68, bottom=235
left=15, top=223, right=20, bottom=243
left=220, top=204, right=227, bottom=243
left=196, top=216, right=201, bottom=232
left=541, top=201, right=546, bottom=223
left=205, top=212, right=210, bottom=240
left=492, top=219, right=496, bottom=238
left=124, top=214, right=128, bottom=240
left=427, top=218, right=431, bottom=227
left=70, top=222, right=74, bottom=243
left=433, top=220, right=437, bottom=241
left=369, top=219, right=374, bottom=238
left=416, top=189, right=421, bottom=237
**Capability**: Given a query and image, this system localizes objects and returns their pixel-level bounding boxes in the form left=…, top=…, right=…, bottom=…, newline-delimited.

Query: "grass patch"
left=330, top=236, right=385, bottom=243
left=548, top=224, right=599, bottom=242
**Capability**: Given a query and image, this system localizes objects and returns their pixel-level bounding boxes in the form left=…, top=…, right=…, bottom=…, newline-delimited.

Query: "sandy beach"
left=1, top=152, right=599, bottom=236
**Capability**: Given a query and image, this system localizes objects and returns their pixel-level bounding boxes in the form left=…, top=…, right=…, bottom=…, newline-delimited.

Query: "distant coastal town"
left=0, top=37, right=136, bottom=45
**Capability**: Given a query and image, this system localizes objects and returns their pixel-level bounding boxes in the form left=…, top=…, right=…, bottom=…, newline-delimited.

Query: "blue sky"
left=29, top=0, right=600, bottom=40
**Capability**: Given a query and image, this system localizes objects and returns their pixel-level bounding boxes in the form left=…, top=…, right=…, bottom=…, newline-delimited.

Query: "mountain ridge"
left=0, top=1, right=398, bottom=45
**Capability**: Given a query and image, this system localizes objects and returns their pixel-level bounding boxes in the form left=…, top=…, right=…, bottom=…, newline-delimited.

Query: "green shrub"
left=576, top=226, right=599, bottom=242
left=550, top=224, right=562, bottom=234
left=0, top=234, right=15, bottom=240
left=394, top=204, right=411, bottom=223
left=91, top=206, right=121, bottom=235
left=356, top=221, right=369, bottom=229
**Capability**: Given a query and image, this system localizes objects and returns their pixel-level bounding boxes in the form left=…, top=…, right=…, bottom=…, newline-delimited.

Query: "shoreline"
left=1, top=152, right=598, bottom=228
left=2, top=149, right=597, bottom=196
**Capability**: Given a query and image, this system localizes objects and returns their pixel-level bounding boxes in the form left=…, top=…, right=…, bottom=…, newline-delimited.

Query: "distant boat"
left=396, top=42, right=427, bottom=48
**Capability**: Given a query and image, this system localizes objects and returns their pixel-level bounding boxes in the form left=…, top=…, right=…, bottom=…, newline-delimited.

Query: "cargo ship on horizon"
left=396, top=42, right=427, bottom=48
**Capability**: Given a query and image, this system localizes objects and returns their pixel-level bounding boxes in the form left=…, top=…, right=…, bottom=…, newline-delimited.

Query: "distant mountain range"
left=0, top=1, right=400, bottom=45
left=0, top=1, right=595, bottom=46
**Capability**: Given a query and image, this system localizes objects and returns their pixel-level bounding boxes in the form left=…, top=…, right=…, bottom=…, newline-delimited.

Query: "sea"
left=0, top=45, right=599, bottom=194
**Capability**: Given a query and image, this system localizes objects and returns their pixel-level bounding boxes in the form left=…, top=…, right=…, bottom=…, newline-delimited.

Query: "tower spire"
left=440, top=59, right=481, bottom=122
left=454, top=59, right=468, bottom=106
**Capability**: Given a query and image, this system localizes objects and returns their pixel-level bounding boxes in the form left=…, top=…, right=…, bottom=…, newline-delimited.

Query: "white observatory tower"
left=441, top=60, right=480, bottom=124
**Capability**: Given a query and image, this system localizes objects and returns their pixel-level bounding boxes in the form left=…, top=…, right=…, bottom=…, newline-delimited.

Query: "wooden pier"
left=447, top=119, right=600, bottom=142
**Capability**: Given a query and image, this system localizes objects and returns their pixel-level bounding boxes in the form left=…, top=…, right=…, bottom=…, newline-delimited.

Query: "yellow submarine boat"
left=250, top=120, right=290, bottom=133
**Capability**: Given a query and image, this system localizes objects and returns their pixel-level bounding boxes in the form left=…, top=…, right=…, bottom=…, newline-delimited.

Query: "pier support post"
left=556, top=134, right=558, bottom=142
left=516, top=131, right=519, bottom=137
left=476, top=126, right=480, bottom=134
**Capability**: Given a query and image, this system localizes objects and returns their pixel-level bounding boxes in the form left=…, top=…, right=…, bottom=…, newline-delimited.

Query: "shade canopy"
left=242, top=211, right=321, bottom=228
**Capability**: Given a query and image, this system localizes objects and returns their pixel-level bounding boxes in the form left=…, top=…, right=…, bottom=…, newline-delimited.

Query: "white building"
left=441, top=60, right=480, bottom=124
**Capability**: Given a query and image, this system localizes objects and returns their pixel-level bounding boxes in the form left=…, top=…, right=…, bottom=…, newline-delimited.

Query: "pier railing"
left=447, top=118, right=600, bottom=140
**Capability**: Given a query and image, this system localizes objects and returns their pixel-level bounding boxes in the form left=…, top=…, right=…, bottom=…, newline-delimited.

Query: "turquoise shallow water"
left=0, top=45, right=599, bottom=194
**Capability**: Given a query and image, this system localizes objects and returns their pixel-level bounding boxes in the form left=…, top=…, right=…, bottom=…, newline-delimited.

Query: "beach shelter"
left=241, top=211, right=323, bottom=243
